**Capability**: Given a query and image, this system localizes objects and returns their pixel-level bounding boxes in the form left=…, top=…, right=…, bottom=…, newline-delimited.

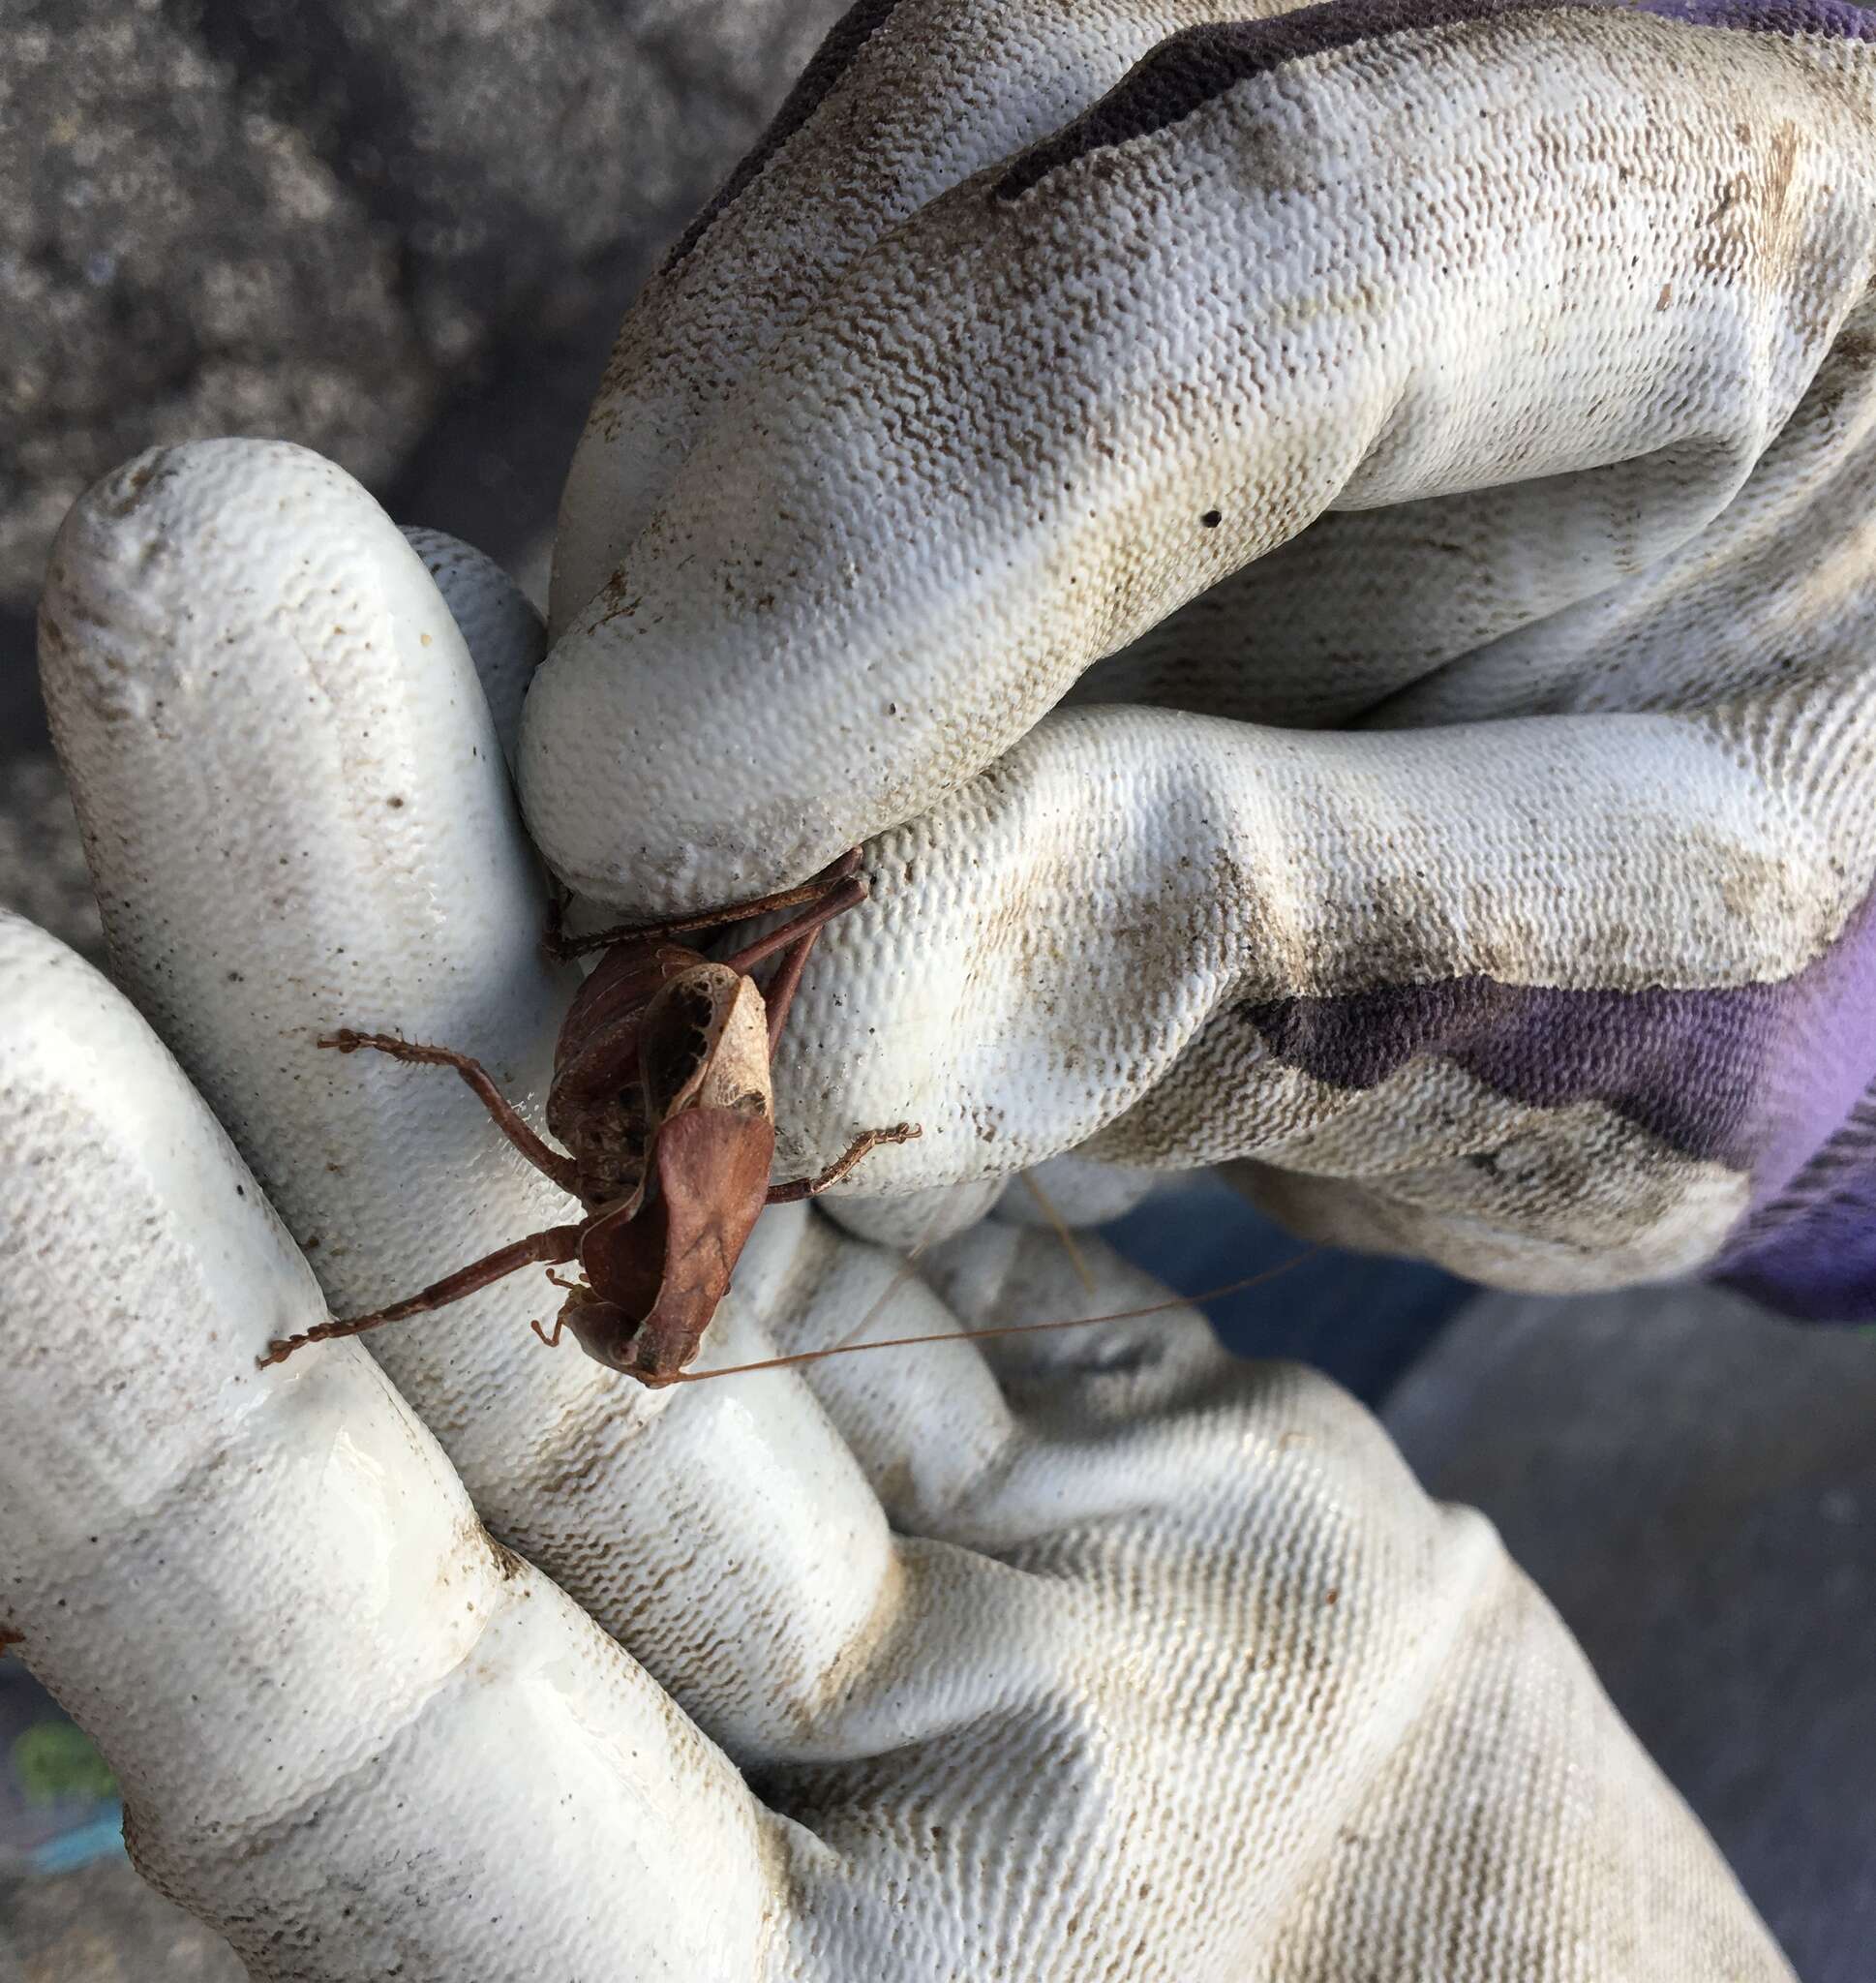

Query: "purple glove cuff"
left=1716, top=1087, right=1876, bottom=1321
left=1242, top=887, right=1876, bottom=1321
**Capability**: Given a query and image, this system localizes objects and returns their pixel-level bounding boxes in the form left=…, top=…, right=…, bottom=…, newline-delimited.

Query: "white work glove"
left=531, top=0, right=1876, bottom=1317
left=12, top=444, right=1791, bottom=1979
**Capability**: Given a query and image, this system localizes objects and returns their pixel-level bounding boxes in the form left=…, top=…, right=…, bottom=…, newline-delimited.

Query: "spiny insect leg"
left=767, top=1122, right=923, bottom=1205
left=258, top=1221, right=588, bottom=1366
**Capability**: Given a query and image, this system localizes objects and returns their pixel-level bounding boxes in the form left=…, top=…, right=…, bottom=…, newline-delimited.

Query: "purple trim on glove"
left=664, top=0, right=908, bottom=270
left=997, top=0, right=1876, bottom=200
left=1240, top=886, right=1876, bottom=1320
left=1716, top=1088, right=1876, bottom=1319
left=1635, top=0, right=1876, bottom=36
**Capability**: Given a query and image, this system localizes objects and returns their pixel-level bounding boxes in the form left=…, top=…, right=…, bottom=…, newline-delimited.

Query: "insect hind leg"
left=258, top=1220, right=588, bottom=1366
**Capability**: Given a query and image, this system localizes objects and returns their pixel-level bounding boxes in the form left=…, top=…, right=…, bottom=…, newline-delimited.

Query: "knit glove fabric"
left=529, top=0, right=1876, bottom=1318
left=13, top=438, right=1794, bottom=1977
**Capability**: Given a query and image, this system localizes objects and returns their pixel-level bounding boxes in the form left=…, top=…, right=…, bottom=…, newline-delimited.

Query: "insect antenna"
left=815, top=1188, right=961, bottom=1359
left=1018, top=1170, right=1097, bottom=1296
left=670, top=1247, right=1322, bottom=1384
left=545, top=849, right=863, bottom=961
left=823, top=1165, right=1105, bottom=1359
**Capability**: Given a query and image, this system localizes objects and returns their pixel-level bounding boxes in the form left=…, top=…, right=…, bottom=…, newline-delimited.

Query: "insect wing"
left=579, top=1106, right=778, bottom=1383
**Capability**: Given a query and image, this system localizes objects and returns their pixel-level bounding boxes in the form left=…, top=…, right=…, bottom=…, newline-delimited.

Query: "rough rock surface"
left=1, top=0, right=423, bottom=615
left=0, top=0, right=845, bottom=635
left=0, top=0, right=847, bottom=890
left=0, top=757, right=101, bottom=961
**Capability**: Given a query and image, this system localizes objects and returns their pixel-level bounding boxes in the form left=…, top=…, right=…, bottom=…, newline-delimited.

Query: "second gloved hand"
left=528, top=0, right=1876, bottom=1317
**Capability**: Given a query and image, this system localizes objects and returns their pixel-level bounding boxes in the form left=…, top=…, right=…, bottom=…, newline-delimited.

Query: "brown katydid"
left=259, top=848, right=921, bottom=1385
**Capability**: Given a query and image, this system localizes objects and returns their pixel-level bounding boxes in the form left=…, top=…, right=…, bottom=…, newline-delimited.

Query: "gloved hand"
left=529, top=0, right=1876, bottom=1319
left=10, top=444, right=1789, bottom=1976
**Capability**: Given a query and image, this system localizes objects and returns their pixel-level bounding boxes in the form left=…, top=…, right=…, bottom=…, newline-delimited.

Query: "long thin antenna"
left=1020, top=1170, right=1096, bottom=1295
left=672, top=1248, right=1322, bottom=1384
left=820, top=1191, right=955, bottom=1358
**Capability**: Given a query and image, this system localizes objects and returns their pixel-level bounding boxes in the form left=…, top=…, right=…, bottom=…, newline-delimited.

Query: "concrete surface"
left=1, top=0, right=846, bottom=624
left=1388, top=1284, right=1876, bottom=1982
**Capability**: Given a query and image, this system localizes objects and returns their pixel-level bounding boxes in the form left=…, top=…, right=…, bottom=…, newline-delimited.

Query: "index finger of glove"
left=39, top=442, right=902, bottom=1761
left=552, top=0, right=1271, bottom=628
left=525, top=3, right=1876, bottom=912
left=0, top=915, right=778, bottom=1980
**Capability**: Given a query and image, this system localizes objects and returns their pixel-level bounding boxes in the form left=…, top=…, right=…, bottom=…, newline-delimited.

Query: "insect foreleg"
left=543, top=847, right=864, bottom=962
left=319, top=1029, right=579, bottom=1197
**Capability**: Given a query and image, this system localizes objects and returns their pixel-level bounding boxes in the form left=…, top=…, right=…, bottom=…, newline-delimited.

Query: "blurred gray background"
left=1, top=4, right=1870, bottom=1979
left=1, top=0, right=854, bottom=953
